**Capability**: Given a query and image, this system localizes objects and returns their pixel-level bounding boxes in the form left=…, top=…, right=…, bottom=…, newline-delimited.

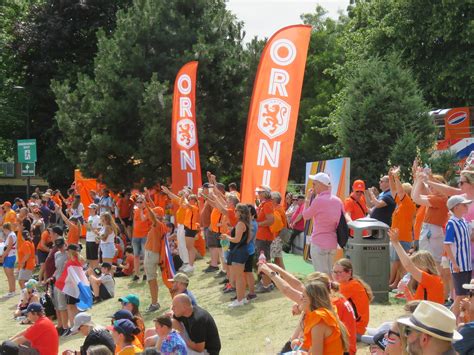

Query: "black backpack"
left=336, top=210, right=349, bottom=248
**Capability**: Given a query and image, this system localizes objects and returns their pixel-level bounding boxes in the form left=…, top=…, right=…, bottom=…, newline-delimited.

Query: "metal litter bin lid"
left=348, top=217, right=390, bottom=231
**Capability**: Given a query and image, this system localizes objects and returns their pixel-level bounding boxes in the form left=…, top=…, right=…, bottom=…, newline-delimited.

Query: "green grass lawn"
left=0, top=254, right=404, bottom=354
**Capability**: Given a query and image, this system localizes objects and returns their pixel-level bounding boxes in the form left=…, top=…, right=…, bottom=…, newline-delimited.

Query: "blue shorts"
left=390, top=241, right=412, bottom=262
left=3, top=255, right=16, bottom=269
left=100, top=242, right=115, bottom=259
left=132, top=237, right=147, bottom=256
left=227, top=247, right=249, bottom=265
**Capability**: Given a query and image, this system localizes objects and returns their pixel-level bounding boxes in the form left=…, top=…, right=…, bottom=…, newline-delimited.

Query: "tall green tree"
left=334, top=55, right=435, bottom=185
left=53, top=0, right=254, bottom=190
left=2, top=0, right=132, bottom=186
left=342, top=0, right=473, bottom=107
left=290, top=7, right=347, bottom=181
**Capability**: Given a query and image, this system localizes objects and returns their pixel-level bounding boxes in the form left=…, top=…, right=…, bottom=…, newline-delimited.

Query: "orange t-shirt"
left=274, top=204, right=288, bottom=229
left=339, top=279, right=370, bottom=335
left=344, top=194, right=368, bottom=237
left=3, top=210, right=17, bottom=225
left=413, top=205, right=426, bottom=241
left=18, top=240, right=36, bottom=270
left=256, top=200, right=274, bottom=241
left=344, top=194, right=368, bottom=221
left=424, top=195, right=449, bottom=227
left=67, top=224, right=80, bottom=245
left=332, top=297, right=357, bottom=355
left=133, top=208, right=151, bottom=238
left=37, top=230, right=52, bottom=253
left=391, top=195, right=416, bottom=242
left=210, top=208, right=224, bottom=234
left=145, top=219, right=166, bottom=253
left=302, top=308, right=344, bottom=354
left=52, top=195, right=62, bottom=207
left=171, top=198, right=186, bottom=225
left=413, top=271, right=445, bottom=304
left=226, top=207, right=238, bottom=228
left=184, top=205, right=199, bottom=230
left=117, top=197, right=134, bottom=219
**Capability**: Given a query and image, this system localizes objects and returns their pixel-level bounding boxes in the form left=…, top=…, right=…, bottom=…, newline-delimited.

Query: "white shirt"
left=86, top=215, right=101, bottom=242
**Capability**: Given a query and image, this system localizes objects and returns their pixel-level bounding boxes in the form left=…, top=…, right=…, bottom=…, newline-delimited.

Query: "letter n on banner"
left=240, top=25, right=311, bottom=203
left=171, top=61, right=202, bottom=193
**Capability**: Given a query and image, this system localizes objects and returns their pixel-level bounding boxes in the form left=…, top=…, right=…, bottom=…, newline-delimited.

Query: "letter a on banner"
left=171, top=61, right=202, bottom=193
left=240, top=25, right=311, bottom=202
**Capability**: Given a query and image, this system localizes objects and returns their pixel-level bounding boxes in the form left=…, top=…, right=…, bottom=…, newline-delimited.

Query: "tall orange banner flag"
left=240, top=25, right=311, bottom=203
left=171, top=61, right=202, bottom=193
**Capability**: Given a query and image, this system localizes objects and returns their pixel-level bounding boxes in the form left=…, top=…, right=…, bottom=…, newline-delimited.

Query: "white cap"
left=447, top=195, right=472, bottom=210
left=308, top=172, right=331, bottom=186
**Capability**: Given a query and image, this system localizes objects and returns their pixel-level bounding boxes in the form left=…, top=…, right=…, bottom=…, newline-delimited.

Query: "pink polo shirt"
left=302, top=190, right=343, bottom=250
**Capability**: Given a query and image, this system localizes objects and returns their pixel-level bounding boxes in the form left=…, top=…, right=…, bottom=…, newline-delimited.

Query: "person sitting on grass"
left=109, top=310, right=143, bottom=353
left=388, top=228, right=445, bottom=304
left=115, top=246, right=135, bottom=277
left=258, top=263, right=357, bottom=355
left=14, top=279, right=40, bottom=320
left=62, top=312, right=115, bottom=355
left=153, top=315, right=187, bottom=355
left=8, top=302, right=59, bottom=355
left=169, top=273, right=197, bottom=305
left=118, top=294, right=145, bottom=346
left=88, top=262, right=115, bottom=302
left=292, top=281, right=349, bottom=354
left=332, top=258, right=373, bottom=338
left=171, top=294, right=221, bottom=355
left=108, top=319, right=142, bottom=355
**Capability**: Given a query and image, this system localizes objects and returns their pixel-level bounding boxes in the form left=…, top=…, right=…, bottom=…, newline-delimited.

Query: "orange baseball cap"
left=152, top=206, right=164, bottom=217
left=2, top=201, right=11, bottom=207
left=352, top=180, right=366, bottom=192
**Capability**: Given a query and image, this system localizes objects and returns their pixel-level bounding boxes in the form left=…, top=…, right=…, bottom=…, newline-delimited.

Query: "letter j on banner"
left=240, top=25, right=311, bottom=203
left=171, top=61, right=202, bottom=193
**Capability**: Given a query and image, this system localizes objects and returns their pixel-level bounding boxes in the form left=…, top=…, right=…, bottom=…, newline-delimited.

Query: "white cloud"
left=226, top=0, right=349, bottom=42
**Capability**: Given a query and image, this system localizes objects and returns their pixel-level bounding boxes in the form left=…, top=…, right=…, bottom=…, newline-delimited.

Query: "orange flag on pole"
left=240, top=25, right=311, bottom=203
left=171, top=61, right=202, bottom=194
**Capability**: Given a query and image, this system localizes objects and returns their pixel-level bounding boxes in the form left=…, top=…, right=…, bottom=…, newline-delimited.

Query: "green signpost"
left=20, top=163, right=35, bottom=177
left=17, top=139, right=37, bottom=163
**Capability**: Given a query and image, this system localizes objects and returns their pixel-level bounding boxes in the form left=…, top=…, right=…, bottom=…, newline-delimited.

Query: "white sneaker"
left=178, top=264, right=188, bottom=272
left=4, top=292, right=16, bottom=298
left=228, top=299, right=246, bottom=308
left=181, top=265, right=194, bottom=274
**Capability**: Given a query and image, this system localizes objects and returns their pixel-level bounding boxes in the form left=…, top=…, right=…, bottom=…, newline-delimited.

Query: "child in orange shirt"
left=17, top=231, right=36, bottom=289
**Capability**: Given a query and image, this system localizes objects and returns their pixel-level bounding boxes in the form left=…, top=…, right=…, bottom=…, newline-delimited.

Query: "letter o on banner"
left=177, top=74, right=192, bottom=95
left=270, top=39, right=297, bottom=66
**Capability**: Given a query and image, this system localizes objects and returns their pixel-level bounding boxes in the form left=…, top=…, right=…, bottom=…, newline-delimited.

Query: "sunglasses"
left=332, top=270, right=345, bottom=275
left=387, top=330, right=400, bottom=339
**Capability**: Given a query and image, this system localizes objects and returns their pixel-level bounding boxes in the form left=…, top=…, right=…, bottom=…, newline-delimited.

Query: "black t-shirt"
left=370, top=190, right=395, bottom=226
left=174, top=306, right=221, bottom=355
left=81, top=328, right=115, bottom=355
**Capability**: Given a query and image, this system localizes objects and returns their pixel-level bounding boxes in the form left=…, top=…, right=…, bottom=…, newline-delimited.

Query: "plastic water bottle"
left=400, top=272, right=411, bottom=286
left=258, top=250, right=267, bottom=265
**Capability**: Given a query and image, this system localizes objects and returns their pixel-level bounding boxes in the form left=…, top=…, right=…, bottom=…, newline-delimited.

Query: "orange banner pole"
left=240, top=25, right=311, bottom=203
left=171, top=62, right=202, bottom=194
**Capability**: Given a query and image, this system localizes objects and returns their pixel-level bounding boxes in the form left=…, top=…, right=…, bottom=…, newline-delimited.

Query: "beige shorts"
left=144, top=250, right=160, bottom=280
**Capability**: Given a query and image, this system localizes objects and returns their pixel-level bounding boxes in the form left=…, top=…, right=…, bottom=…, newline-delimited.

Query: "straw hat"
left=397, top=301, right=462, bottom=342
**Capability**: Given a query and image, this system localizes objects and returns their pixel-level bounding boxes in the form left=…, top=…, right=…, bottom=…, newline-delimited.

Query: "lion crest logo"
left=257, top=98, right=291, bottom=139
left=176, top=118, right=196, bottom=149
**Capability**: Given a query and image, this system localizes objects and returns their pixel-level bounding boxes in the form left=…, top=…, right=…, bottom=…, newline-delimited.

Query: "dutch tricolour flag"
left=55, top=259, right=93, bottom=311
